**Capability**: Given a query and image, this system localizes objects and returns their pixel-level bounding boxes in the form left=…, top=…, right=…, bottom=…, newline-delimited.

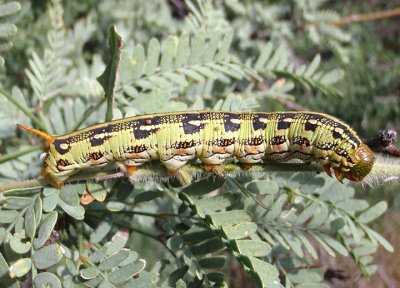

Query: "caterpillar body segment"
left=18, top=111, right=375, bottom=188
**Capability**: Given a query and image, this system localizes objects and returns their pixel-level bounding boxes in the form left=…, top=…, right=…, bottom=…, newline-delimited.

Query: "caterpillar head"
left=344, top=143, right=375, bottom=181
left=17, top=124, right=64, bottom=188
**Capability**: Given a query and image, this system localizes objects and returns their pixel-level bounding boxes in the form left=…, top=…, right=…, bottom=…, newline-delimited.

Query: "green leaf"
left=319, top=234, right=348, bottom=256
left=43, top=187, right=58, bottom=197
left=174, top=32, right=190, bottom=68
left=198, top=256, right=226, bottom=269
left=293, top=230, right=318, bottom=259
left=190, top=238, right=225, bottom=255
left=32, top=244, right=64, bottom=269
left=279, top=229, right=303, bottom=257
left=9, top=234, right=31, bottom=254
left=24, top=204, right=36, bottom=239
left=146, top=38, right=161, bottom=75
left=195, top=194, right=236, bottom=214
left=97, top=25, right=123, bottom=122
left=288, top=268, right=323, bottom=284
left=206, top=272, right=225, bottom=283
left=125, top=270, right=158, bottom=287
left=57, top=198, right=85, bottom=220
left=59, top=184, right=81, bottom=206
left=310, top=232, right=335, bottom=257
left=99, top=249, right=130, bottom=271
left=86, top=183, right=107, bottom=202
left=0, top=228, right=5, bottom=244
left=246, top=180, right=279, bottom=195
left=307, top=204, right=329, bottom=229
left=9, top=258, right=31, bottom=278
left=232, top=240, right=271, bottom=257
left=80, top=266, right=100, bottom=280
left=241, top=256, right=280, bottom=288
left=33, top=272, right=62, bottom=288
left=168, top=266, right=189, bottom=287
left=207, top=210, right=252, bottom=227
left=303, top=54, right=320, bottom=77
left=358, top=201, right=387, bottom=224
left=0, top=2, right=21, bottom=18
left=265, top=194, right=288, bottom=222
left=366, top=229, right=394, bottom=253
left=215, top=28, right=233, bottom=61
left=43, top=192, right=59, bottom=212
left=132, top=44, right=145, bottom=80
left=180, top=227, right=216, bottom=243
left=106, top=201, right=125, bottom=211
left=182, top=176, right=225, bottom=196
left=33, top=211, right=58, bottom=249
left=189, top=30, right=205, bottom=65
left=134, top=191, right=163, bottom=203
left=160, top=36, right=178, bottom=71
left=336, top=199, right=369, bottom=212
left=105, top=232, right=129, bottom=256
left=3, top=196, right=32, bottom=210
left=0, top=23, right=17, bottom=38
left=0, top=210, right=19, bottom=224
left=294, top=202, right=318, bottom=226
left=108, top=259, right=146, bottom=285
left=90, top=218, right=112, bottom=244
left=352, top=244, right=376, bottom=257
left=221, top=222, right=257, bottom=240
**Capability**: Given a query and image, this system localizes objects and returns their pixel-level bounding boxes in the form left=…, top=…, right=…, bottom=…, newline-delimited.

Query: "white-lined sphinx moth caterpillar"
left=18, top=111, right=375, bottom=188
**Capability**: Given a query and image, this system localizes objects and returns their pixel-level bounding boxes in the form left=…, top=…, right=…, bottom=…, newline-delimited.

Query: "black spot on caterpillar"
left=17, top=111, right=375, bottom=188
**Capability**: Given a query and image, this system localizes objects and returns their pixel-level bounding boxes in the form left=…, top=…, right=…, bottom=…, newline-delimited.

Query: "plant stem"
left=0, top=145, right=42, bottom=164
left=88, top=206, right=179, bottom=218
left=0, top=162, right=324, bottom=193
left=331, top=7, right=400, bottom=26
left=0, top=87, right=47, bottom=132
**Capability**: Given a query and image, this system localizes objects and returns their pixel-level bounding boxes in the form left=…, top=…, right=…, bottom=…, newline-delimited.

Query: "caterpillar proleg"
left=18, top=111, right=375, bottom=188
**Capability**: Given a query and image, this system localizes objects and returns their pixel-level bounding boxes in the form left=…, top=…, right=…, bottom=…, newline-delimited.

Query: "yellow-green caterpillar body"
left=18, top=111, right=375, bottom=188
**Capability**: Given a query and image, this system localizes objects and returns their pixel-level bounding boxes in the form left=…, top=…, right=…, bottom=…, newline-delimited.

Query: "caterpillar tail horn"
left=17, top=124, right=55, bottom=144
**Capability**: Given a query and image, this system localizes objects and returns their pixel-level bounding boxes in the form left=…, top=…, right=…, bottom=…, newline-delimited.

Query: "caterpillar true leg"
left=323, top=164, right=333, bottom=178
left=203, top=163, right=224, bottom=176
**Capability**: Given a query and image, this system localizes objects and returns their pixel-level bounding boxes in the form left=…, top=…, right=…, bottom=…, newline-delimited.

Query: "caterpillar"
left=18, top=111, right=375, bottom=188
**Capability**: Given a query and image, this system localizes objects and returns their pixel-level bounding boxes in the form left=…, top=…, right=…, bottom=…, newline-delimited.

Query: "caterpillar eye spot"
left=60, top=143, right=69, bottom=150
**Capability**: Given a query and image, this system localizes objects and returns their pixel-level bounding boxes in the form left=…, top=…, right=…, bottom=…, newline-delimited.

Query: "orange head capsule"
left=345, top=143, right=375, bottom=181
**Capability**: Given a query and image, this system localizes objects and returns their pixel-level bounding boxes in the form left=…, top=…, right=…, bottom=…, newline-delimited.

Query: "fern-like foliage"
left=294, top=0, right=352, bottom=63
left=0, top=0, right=396, bottom=287
left=252, top=42, right=344, bottom=99
left=0, top=1, right=20, bottom=68
left=120, top=29, right=246, bottom=92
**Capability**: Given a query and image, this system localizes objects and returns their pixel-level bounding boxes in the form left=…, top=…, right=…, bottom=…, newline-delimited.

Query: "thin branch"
left=0, top=145, right=42, bottom=164
left=331, top=7, right=400, bottom=26
left=365, top=129, right=400, bottom=157
left=0, top=162, right=323, bottom=193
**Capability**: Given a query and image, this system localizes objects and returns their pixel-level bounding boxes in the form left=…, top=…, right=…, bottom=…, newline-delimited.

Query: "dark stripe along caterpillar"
left=18, top=111, right=375, bottom=188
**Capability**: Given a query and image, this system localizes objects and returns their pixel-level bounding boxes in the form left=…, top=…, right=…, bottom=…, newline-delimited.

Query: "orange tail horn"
left=17, top=124, right=55, bottom=144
